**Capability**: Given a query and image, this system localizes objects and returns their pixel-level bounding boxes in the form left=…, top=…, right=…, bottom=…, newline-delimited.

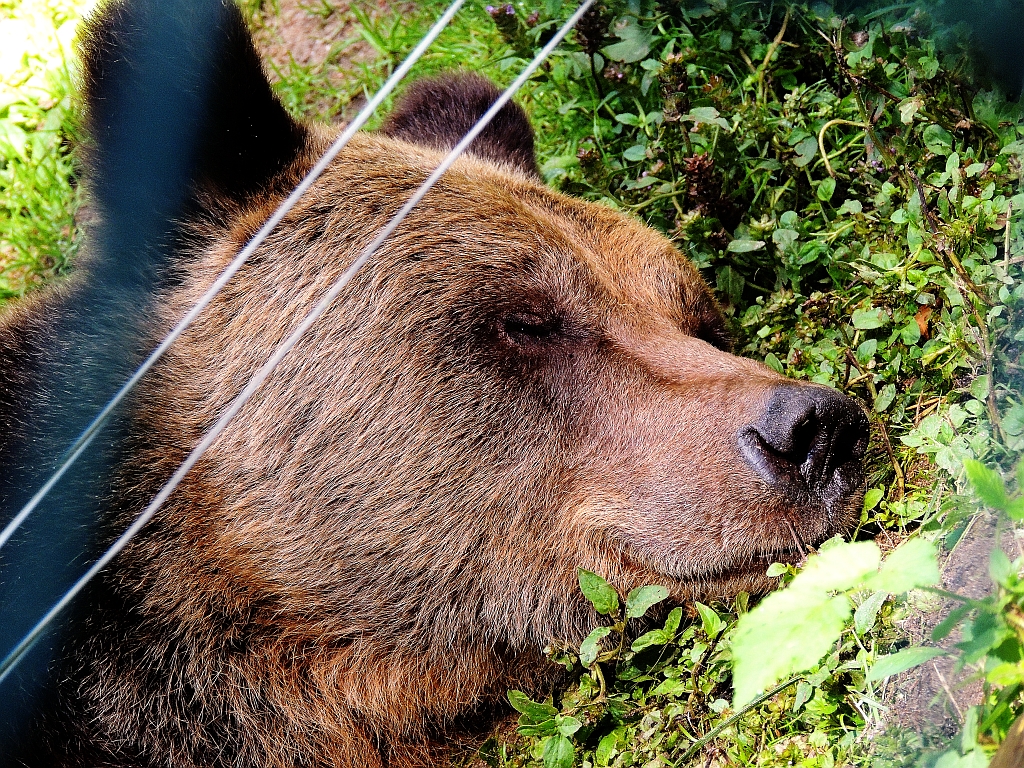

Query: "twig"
left=817, top=28, right=896, bottom=169
left=932, top=661, right=964, bottom=723
left=739, top=48, right=756, bottom=74
left=758, top=8, right=790, bottom=77
left=844, top=349, right=878, bottom=400
left=875, top=416, right=906, bottom=501
left=688, top=631, right=723, bottom=713
left=589, top=53, right=605, bottom=99
left=1006, top=201, right=1013, bottom=271
left=907, top=168, right=941, bottom=234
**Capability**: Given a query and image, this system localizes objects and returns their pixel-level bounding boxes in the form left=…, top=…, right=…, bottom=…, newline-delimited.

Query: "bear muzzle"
left=738, top=384, right=869, bottom=520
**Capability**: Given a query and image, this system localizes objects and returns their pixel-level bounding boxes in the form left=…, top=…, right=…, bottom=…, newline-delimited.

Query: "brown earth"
left=884, top=513, right=1022, bottom=737
left=250, top=0, right=396, bottom=122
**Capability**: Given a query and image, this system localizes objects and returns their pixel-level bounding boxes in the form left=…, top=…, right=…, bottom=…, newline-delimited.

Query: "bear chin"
left=0, top=1, right=867, bottom=765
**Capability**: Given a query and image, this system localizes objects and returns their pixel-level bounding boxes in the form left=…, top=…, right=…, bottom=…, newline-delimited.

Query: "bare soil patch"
left=251, top=0, right=394, bottom=122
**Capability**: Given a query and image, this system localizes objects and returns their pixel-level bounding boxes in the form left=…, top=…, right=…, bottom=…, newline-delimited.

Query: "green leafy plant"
left=0, top=0, right=83, bottom=300
left=732, top=537, right=940, bottom=707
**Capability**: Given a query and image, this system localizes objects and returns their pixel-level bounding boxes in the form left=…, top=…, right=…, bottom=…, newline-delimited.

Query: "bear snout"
left=737, top=384, right=869, bottom=515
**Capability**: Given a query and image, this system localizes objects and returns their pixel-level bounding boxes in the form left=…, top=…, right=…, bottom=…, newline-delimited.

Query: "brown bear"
left=0, top=0, right=868, bottom=765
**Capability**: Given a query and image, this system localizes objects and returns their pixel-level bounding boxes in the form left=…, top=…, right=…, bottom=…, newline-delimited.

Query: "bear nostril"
left=738, top=385, right=869, bottom=506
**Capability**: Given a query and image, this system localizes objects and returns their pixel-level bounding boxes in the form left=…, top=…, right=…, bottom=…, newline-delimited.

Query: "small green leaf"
left=508, top=690, right=558, bottom=722
left=727, top=238, right=766, bottom=253
left=854, top=591, right=887, bottom=636
left=852, top=307, right=888, bottom=329
left=990, top=548, right=1013, bottom=585
left=838, top=198, right=863, bottom=215
left=622, top=144, right=647, bottom=162
left=556, top=715, right=582, bottom=737
left=651, top=677, right=687, bottom=695
left=964, top=459, right=1009, bottom=512
left=866, top=538, right=940, bottom=594
left=899, top=97, right=923, bottom=124
left=932, top=603, right=973, bottom=642
left=695, top=602, right=723, bottom=638
left=772, top=227, right=799, bottom=252
left=970, top=375, right=991, bottom=401
left=595, top=731, right=620, bottom=765
left=542, top=734, right=574, bottom=768
left=764, top=353, right=784, bottom=373
left=793, top=680, right=813, bottom=712
left=793, top=136, right=817, bottom=166
left=987, top=662, right=1024, bottom=687
left=664, top=606, right=682, bottom=635
left=633, top=607, right=682, bottom=650
left=631, top=628, right=671, bottom=651
left=683, top=106, right=731, bottom=130
left=900, top=319, right=921, bottom=345
left=579, top=626, right=612, bottom=666
left=875, top=383, right=896, bottom=413
left=732, top=589, right=851, bottom=706
left=766, top=562, right=789, bottom=577
left=625, top=585, right=669, bottom=618
left=578, top=569, right=620, bottom=615
left=867, top=646, right=946, bottom=682
left=791, top=540, right=881, bottom=594
left=602, top=17, right=654, bottom=63
left=923, top=123, right=953, bottom=156
left=517, top=718, right=559, bottom=737
left=863, top=488, right=884, bottom=513
left=817, top=177, right=836, bottom=202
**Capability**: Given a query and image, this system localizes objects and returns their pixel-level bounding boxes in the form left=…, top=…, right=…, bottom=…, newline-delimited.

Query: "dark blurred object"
left=991, top=713, right=1024, bottom=768
left=0, top=0, right=227, bottom=755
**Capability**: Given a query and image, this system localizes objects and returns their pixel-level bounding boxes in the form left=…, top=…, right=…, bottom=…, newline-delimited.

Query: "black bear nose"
left=738, top=385, right=869, bottom=507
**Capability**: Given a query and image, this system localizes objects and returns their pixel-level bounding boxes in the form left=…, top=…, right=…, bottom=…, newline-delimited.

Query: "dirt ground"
left=883, top=515, right=1023, bottom=737
left=250, top=0, right=395, bottom=121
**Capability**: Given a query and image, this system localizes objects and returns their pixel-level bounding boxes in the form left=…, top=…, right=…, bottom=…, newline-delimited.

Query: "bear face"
left=0, top=1, right=868, bottom=765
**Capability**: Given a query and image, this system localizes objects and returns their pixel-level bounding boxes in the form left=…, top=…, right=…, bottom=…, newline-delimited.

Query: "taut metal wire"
left=0, top=0, right=596, bottom=684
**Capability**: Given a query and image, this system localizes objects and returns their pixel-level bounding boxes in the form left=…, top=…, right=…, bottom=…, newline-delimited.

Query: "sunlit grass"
left=0, top=0, right=92, bottom=301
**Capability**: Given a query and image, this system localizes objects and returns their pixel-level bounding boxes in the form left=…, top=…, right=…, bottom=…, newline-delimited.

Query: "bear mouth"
left=615, top=541, right=811, bottom=604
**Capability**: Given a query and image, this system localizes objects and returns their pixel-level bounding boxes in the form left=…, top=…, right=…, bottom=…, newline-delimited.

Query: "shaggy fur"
left=0, top=1, right=867, bottom=765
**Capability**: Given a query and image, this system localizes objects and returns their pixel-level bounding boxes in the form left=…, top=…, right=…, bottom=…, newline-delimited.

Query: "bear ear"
left=379, top=73, right=540, bottom=179
left=79, top=0, right=307, bottom=201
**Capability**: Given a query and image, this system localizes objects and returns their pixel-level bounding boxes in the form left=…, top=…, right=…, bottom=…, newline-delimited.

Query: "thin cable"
left=0, top=0, right=595, bottom=685
left=0, top=0, right=466, bottom=554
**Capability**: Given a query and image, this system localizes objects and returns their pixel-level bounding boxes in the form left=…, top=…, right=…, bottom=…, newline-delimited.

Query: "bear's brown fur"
left=0, top=1, right=868, bottom=766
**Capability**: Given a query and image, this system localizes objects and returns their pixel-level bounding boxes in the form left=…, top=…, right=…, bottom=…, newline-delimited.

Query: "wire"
left=0, top=0, right=596, bottom=686
left=0, top=0, right=467, bottom=554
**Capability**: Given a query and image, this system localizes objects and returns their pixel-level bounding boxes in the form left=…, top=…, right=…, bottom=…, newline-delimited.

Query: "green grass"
left=4, top=0, right=1024, bottom=765
left=0, top=0, right=85, bottom=301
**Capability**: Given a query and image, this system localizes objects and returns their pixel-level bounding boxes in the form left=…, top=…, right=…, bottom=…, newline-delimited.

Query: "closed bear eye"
left=501, top=312, right=563, bottom=344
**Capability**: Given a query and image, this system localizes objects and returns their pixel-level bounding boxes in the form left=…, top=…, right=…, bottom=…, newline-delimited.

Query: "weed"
left=0, top=0, right=85, bottom=301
